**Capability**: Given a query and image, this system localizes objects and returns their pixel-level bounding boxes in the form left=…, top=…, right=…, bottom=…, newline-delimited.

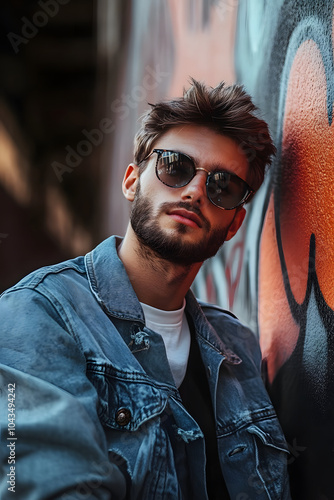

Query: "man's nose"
left=180, top=170, right=207, bottom=205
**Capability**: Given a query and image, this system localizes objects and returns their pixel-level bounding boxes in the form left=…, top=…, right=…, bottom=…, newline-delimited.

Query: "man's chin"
left=144, top=238, right=217, bottom=266
left=130, top=189, right=225, bottom=265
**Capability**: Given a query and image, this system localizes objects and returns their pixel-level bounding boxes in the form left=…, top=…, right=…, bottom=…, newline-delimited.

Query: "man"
left=0, top=79, right=290, bottom=499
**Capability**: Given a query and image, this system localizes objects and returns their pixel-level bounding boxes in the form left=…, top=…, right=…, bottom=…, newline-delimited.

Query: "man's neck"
left=117, top=227, right=201, bottom=311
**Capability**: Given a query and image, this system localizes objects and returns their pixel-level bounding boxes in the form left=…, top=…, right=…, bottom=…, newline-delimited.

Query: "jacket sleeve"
left=0, top=287, right=126, bottom=500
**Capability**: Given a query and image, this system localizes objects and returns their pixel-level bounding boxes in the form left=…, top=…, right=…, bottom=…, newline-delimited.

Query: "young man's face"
left=125, top=124, right=250, bottom=265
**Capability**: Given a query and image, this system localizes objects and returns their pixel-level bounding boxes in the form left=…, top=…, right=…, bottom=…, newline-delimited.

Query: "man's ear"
left=122, top=163, right=139, bottom=202
left=225, top=207, right=246, bottom=241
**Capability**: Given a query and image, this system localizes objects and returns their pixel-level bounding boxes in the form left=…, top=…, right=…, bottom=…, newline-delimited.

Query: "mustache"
left=159, top=201, right=211, bottom=230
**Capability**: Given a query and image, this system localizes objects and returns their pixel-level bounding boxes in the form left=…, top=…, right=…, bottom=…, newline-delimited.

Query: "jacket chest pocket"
left=220, top=417, right=290, bottom=500
left=86, top=363, right=182, bottom=499
left=87, top=364, right=167, bottom=431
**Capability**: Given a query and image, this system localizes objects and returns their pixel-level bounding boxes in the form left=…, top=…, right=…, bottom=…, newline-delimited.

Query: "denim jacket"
left=0, top=236, right=291, bottom=500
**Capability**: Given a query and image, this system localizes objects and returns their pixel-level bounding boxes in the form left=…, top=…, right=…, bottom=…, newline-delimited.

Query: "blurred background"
left=1, top=1, right=334, bottom=499
left=0, top=0, right=237, bottom=292
left=0, top=0, right=126, bottom=290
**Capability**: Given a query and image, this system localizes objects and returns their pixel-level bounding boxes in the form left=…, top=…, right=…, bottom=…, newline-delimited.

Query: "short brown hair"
left=134, top=78, right=276, bottom=192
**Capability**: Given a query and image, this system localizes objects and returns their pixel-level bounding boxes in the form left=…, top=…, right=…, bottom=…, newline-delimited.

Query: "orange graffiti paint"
left=259, top=39, right=334, bottom=383
left=281, top=40, right=334, bottom=308
left=259, top=196, right=300, bottom=384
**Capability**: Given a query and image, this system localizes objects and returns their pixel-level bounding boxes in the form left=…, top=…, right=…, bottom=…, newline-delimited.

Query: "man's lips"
left=167, top=208, right=203, bottom=228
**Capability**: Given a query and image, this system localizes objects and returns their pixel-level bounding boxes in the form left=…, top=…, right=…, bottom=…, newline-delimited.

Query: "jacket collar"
left=184, top=291, right=242, bottom=365
left=85, top=236, right=145, bottom=323
left=84, top=236, right=241, bottom=365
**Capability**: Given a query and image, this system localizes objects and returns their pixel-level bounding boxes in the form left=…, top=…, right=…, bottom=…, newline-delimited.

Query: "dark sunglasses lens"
left=156, top=152, right=194, bottom=187
left=207, top=172, right=249, bottom=209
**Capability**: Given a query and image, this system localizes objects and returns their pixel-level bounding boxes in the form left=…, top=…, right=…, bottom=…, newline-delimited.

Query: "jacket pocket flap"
left=247, top=420, right=289, bottom=453
left=87, top=363, right=168, bottom=431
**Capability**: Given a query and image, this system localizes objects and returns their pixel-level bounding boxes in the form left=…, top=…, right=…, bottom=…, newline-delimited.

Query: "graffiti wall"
left=106, top=0, right=334, bottom=498
left=183, top=2, right=334, bottom=497
left=234, top=2, right=334, bottom=498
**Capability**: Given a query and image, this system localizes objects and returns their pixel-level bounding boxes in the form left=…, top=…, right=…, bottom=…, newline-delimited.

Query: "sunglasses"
left=143, top=149, right=254, bottom=210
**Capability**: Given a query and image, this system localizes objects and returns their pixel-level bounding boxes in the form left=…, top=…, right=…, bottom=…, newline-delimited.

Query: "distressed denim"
left=0, top=236, right=291, bottom=499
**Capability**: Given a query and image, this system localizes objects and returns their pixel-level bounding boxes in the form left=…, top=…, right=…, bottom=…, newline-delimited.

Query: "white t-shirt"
left=140, top=300, right=191, bottom=388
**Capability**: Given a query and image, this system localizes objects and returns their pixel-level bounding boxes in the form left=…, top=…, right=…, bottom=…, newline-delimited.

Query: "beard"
left=130, top=181, right=230, bottom=266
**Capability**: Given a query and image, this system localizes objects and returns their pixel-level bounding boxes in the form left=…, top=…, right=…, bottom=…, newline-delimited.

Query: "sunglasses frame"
left=143, top=148, right=254, bottom=210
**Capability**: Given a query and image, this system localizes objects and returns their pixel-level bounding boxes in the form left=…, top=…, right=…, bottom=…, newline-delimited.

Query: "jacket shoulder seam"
left=2, top=278, right=84, bottom=353
left=197, top=300, right=238, bottom=319
left=2, top=261, right=85, bottom=294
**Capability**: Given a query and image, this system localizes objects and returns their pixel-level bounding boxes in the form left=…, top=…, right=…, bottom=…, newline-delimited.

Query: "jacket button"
left=116, top=408, right=131, bottom=426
